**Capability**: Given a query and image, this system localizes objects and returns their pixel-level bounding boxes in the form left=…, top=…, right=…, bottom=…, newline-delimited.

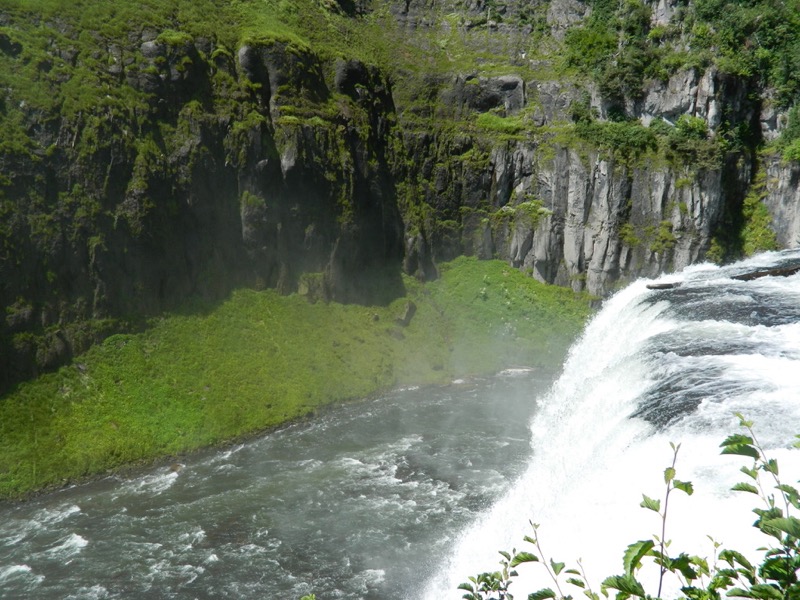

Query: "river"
left=2, top=250, right=800, bottom=599
left=0, top=370, right=553, bottom=599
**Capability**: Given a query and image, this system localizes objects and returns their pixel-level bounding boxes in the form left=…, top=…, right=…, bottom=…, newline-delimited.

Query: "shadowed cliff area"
left=1, top=2, right=408, bottom=393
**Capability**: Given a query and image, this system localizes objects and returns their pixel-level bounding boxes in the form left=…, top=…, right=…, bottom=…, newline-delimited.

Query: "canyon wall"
left=0, top=34, right=405, bottom=390
left=1, top=0, right=798, bottom=392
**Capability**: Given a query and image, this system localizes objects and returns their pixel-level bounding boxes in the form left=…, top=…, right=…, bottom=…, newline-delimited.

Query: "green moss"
left=475, top=112, right=525, bottom=136
left=741, top=172, right=778, bottom=256
left=0, top=258, right=593, bottom=500
left=574, top=119, right=659, bottom=165
left=240, top=190, right=264, bottom=209
left=494, top=197, right=551, bottom=231
left=649, top=220, right=677, bottom=254
left=619, top=222, right=641, bottom=246
left=706, top=236, right=725, bottom=264
left=157, top=29, right=194, bottom=46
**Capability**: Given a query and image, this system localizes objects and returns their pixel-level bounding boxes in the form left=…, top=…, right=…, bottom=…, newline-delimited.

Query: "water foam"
left=43, top=533, right=88, bottom=561
left=0, top=564, right=43, bottom=585
left=422, top=250, right=800, bottom=599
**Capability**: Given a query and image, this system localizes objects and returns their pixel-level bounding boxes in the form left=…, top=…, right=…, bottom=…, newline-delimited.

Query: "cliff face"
left=2, top=0, right=798, bottom=393
left=764, top=158, right=800, bottom=248
left=396, top=66, right=760, bottom=295
left=0, top=31, right=404, bottom=391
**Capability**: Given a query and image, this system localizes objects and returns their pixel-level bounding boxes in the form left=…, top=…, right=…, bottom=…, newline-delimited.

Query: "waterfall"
left=421, top=250, right=800, bottom=599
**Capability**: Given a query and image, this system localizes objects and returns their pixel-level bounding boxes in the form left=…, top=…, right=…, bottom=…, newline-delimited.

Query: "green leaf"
left=691, top=555, right=710, bottom=577
left=568, top=578, right=586, bottom=588
left=761, top=555, right=797, bottom=581
left=682, top=585, right=707, bottom=600
left=529, top=588, right=557, bottom=600
left=499, top=551, right=512, bottom=561
left=721, top=444, right=760, bottom=460
left=551, top=559, right=565, bottom=576
left=721, top=434, right=755, bottom=447
left=640, top=494, right=661, bottom=512
left=674, top=480, right=694, bottom=495
left=734, top=413, right=754, bottom=428
left=755, top=508, right=785, bottom=539
left=602, top=575, right=646, bottom=598
left=667, top=553, right=698, bottom=581
left=458, top=583, right=475, bottom=592
left=763, top=459, right=779, bottom=476
left=511, top=551, right=540, bottom=567
left=741, top=466, right=759, bottom=480
left=747, top=584, right=784, bottom=600
left=763, top=516, right=800, bottom=539
left=716, top=567, right=739, bottom=579
left=566, top=569, right=582, bottom=575
left=664, top=467, right=676, bottom=484
left=623, top=540, right=654, bottom=576
left=727, top=587, right=755, bottom=598
left=776, top=484, right=800, bottom=509
left=731, top=482, right=759, bottom=494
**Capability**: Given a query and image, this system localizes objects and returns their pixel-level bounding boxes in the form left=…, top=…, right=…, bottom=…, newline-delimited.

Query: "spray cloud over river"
left=2, top=250, right=800, bottom=598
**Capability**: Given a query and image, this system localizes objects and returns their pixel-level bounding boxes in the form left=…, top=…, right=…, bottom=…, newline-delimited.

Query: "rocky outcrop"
left=763, top=156, right=800, bottom=248
left=396, top=66, right=758, bottom=295
left=0, top=33, right=404, bottom=393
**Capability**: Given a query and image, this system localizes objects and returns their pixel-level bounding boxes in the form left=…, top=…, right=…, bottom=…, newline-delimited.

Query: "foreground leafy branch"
left=459, top=414, right=800, bottom=600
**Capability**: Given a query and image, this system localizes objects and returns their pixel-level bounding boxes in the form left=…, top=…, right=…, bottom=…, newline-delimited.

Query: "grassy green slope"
left=0, top=258, right=593, bottom=500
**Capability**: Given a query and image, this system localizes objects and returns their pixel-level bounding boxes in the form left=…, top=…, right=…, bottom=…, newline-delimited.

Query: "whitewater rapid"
left=422, top=249, right=800, bottom=599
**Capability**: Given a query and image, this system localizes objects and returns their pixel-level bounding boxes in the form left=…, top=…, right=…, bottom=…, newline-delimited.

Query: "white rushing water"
left=422, top=249, right=800, bottom=599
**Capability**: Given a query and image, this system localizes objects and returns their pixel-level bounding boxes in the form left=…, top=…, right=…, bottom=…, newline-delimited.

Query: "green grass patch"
left=475, top=112, right=526, bottom=136
left=0, top=258, right=593, bottom=500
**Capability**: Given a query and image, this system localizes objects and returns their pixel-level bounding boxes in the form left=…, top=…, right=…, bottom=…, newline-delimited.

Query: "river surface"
left=3, top=250, right=800, bottom=600
left=0, top=370, right=553, bottom=599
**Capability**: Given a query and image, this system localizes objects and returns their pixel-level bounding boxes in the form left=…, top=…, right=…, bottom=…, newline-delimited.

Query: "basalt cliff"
left=1, top=0, right=799, bottom=391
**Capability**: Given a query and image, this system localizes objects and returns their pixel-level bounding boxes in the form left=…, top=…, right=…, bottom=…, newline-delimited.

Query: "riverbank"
left=0, top=258, right=594, bottom=500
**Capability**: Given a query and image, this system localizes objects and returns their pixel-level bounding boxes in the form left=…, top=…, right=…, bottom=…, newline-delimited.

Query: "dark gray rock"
left=0, top=32, right=22, bottom=56
left=440, top=74, right=525, bottom=116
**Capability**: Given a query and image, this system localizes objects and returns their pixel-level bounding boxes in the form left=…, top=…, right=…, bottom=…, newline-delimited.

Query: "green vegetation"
left=692, top=0, right=800, bottom=105
left=565, top=0, right=663, bottom=106
left=476, top=113, right=526, bottom=136
left=563, top=0, right=800, bottom=110
left=574, top=118, right=659, bottom=165
left=568, top=101, right=723, bottom=169
left=460, top=414, right=800, bottom=600
left=647, top=221, right=678, bottom=254
left=776, top=105, right=800, bottom=162
left=741, top=172, right=779, bottom=256
left=0, top=258, right=593, bottom=500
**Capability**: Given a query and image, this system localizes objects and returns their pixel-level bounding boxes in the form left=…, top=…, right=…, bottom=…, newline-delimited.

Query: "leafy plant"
left=460, top=414, right=800, bottom=600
